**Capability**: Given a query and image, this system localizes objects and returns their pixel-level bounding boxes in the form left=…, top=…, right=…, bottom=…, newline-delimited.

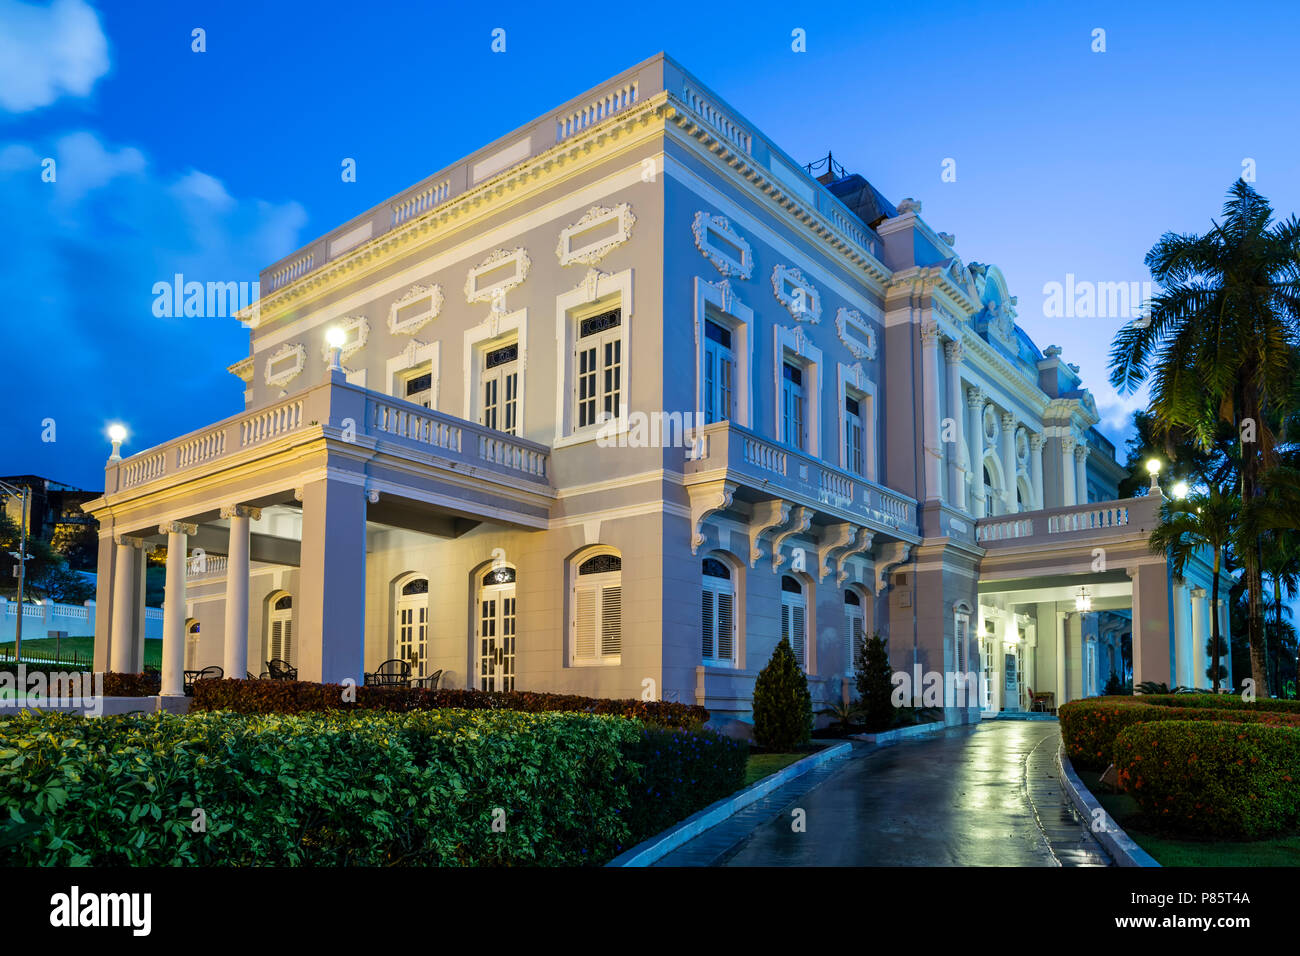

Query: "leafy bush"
left=751, top=637, right=812, bottom=751
left=1058, top=697, right=1300, bottom=770
left=855, top=632, right=894, bottom=731
left=190, top=680, right=708, bottom=730
left=102, top=671, right=160, bottom=697
left=0, top=708, right=741, bottom=866
left=1132, top=693, right=1300, bottom=713
left=615, top=726, right=748, bottom=843
left=1114, top=721, right=1300, bottom=839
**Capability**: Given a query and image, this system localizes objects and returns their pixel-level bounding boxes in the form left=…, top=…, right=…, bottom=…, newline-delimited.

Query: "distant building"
left=1, top=476, right=101, bottom=542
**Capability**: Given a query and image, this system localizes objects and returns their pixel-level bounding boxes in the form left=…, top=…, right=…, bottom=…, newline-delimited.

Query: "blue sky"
left=2, top=0, right=1299, bottom=490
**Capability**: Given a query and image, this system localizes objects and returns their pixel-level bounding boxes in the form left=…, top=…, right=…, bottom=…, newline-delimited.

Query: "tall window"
left=701, top=557, right=736, bottom=666
left=844, top=394, right=864, bottom=475
left=480, top=341, right=519, bottom=435
left=401, top=365, right=433, bottom=408
left=782, top=362, right=805, bottom=450
left=575, top=307, right=622, bottom=430
left=396, top=578, right=429, bottom=678
left=267, top=594, right=293, bottom=665
left=572, top=553, right=622, bottom=664
left=845, top=591, right=864, bottom=674
left=780, top=575, right=808, bottom=670
left=478, top=566, right=516, bottom=691
left=185, top=621, right=200, bottom=671
left=703, top=319, right=734, bottom=424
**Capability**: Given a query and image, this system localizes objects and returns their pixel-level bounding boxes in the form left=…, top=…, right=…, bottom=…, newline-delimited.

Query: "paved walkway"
left=657, top=719, right=1109, bottom=867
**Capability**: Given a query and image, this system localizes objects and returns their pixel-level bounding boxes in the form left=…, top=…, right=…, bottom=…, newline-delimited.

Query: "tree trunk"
left=1240, top=393, right=1272, bottom=698
left=1210, top=553, right=1222, bottom=692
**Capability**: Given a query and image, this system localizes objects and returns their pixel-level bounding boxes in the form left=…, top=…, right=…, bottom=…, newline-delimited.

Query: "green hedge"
left=0, top=667, right=158, bottom=697
left=1114, top=721, right=1300, bottom=839
left=0, top=708, right=744, bottom=866
left=190, top=678, right=709, bottom=730
left=1058, top=698, right=1300, bottom=770
left=1133, top=693, right=1300, bottom=713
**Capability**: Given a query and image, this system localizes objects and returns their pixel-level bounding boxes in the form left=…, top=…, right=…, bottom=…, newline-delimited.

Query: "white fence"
left=0, top=597, right=163, bottom=645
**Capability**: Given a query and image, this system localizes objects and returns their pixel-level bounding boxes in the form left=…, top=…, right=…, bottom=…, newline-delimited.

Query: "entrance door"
left=478, top=566, right=517, bottom=691
left=396, top=578, right=429, bottom=678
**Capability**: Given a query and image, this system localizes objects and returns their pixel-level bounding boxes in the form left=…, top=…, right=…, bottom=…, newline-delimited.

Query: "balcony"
left=974, top=495, right=1160, bottom=549
left=101, top=375, right=555, bottom=534
left=683, top=420, right=919, bottom=546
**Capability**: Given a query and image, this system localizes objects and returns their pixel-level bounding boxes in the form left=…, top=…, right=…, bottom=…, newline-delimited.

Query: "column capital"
left=1062, top=436, right=1077, bottom=454
left=966, top=385, right=985, bottom=408
left=943, top=339, right=964, bottom=364
left=1191, top=586, right=1207, bottom=598
left=113, top=534, right=145, bottom=548
left=920, top=320, right=942, bottom=346
left=1000, top=411, right=1016, bottom=431
left=220, top=504, right=263, bottom=521
left=1074, top=443, right=1090, bottom=461
left=159, top=521, right=198, bottom=536
left=1028, top=432, right=1045, bottom=452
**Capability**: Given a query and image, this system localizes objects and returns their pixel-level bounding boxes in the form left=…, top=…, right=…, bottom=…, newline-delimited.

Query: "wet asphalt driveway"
left=658, top=719, right=1110, bottom=867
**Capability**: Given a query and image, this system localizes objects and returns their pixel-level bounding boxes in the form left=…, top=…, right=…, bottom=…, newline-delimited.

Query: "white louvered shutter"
left=716, top=591, right=734, bottom=662
left=701, top=588, right=715, bottom=659
left=601, top=585, right=622, bottom=656
left=791, top=604, right=806, bottom=669
left=575, top=586, right=597, bottom=660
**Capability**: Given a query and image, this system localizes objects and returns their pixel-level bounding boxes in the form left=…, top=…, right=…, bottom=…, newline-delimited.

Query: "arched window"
left=780, top=575, right=807, bottom=669
left=396, top=577, right=430, bottom=678
left=701, top=557, right=736, bottom=666
left=844, top=590, right=864, bottom=674
left=477, top=565, right=516, bottom=691
left=267, top=593, right=293, bottom=665
left=572, top=552, right=621, bottom=665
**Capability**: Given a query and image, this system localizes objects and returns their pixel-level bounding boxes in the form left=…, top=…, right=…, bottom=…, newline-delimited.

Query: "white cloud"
left=0, top=0, right=110, bottom=112
left=1093, top=387, right=1149, bottom=437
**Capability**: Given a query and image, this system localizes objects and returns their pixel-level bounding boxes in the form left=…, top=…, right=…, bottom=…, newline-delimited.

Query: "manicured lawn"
left=741, top=742, right=834, bottom=788
left=1077, top=769, right=1300, bottom=866
left=0, top=637, right=162, bottom=668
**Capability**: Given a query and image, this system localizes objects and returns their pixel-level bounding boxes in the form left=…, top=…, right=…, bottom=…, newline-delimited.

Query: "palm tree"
left=1111, top=180, right=1300, bottom=697
left=1246, top=465, right=1300, bottom=696
left=1148, top=487, right=1238, bottom=691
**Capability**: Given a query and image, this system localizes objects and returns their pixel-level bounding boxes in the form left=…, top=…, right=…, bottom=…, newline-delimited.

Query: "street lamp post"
left=0, top=479, right=32, bottom=664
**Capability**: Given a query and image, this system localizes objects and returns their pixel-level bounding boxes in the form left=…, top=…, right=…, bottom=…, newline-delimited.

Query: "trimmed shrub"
left=1131, top=693, right=1300, bottom=714
left=1058, top=697, right=1300, bottom=770
left=855, top=632, right=894, bottom=732
left=190, top=679, right=708, bottom=730
left=615, top=726, right=748, bottom=846
left=1114, top=720, right=1300, bottom=839
left=0, top=708, right=740, bottom=866
left=102, top=671, right=160, bottom=697
left=751, top=637, right=812, bottom=751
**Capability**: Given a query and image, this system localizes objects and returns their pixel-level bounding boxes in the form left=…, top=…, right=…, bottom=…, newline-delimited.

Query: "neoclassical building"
left=85, top=54, right=1229, bottom=719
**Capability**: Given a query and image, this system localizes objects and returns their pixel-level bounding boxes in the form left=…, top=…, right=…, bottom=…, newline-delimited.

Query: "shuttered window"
left=845, top=590, right=865, bottom=675
left=780, top=575, right=807, bottom=670
left=701, top=557, right=736, bottom=665
left=573, top=553, right=622, bottom=664
left=268, top=594, right=294, bottom=666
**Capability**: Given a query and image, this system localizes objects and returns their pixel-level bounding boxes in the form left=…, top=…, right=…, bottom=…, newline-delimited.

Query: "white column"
left=1075, top=443, right=1090, bottom=505
left=1172, top=583, right=1190, bottom=687
left=920, top=322, right=944, bottom=502
left=1061, top=436, right=1077, bottom=506
left=1000, top=412, right=1018, bottom=513
left=966, top=386, right=986, bottom=517
left=944, top=341, right=965, bottom=507
left=1056, top=611, right=1068, bottom=707
left=1218, top=599, right=1232, bottom=689
left=109, top=535, right=139, bottom=673
left=221, top=505, right=260, bottom=679
left=159, top=521, right=196, bottom=696
left=1190, top=587, right=1208, bottom=690
left=1029, top=433, right=1045, bottom=510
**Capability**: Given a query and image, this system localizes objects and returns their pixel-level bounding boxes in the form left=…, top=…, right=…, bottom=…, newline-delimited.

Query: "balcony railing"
left=975, top=497, right=1156, bottom=547
left=107, top=379, right=551, bottom=498
left=685, top=421, right=918, bottom=539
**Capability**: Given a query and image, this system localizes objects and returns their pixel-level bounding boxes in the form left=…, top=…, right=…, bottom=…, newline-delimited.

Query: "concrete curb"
left=851, top=720, right=947, bottom=744
left=1056, top=743, right=1161, bottom=867
left=606, top=740, right=853, bottom=867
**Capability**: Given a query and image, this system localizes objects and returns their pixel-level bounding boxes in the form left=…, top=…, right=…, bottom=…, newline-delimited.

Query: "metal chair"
left=365, top=659, right=412, bottom=687
left=267, top=659, right=298, bottom=681
left=184, top=664, right=224, bottom=695
left=414, top=668, right=443, bottom=690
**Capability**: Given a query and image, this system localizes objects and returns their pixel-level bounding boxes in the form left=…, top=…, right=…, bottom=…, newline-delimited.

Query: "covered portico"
left=974, top=492, right=1226, bottom=712
left=85, top=370, right=554, bottom=696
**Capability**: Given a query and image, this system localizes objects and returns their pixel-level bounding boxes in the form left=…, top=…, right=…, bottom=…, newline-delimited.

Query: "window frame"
left=701, top=556, right=738, bottom=667
left=694, top=278, right=753, bottom=430
left=773, top=325, right=822, bottom=457
left=553, top=269, right=633, bottom=447
left=569, top=549, right=623, bottom=667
